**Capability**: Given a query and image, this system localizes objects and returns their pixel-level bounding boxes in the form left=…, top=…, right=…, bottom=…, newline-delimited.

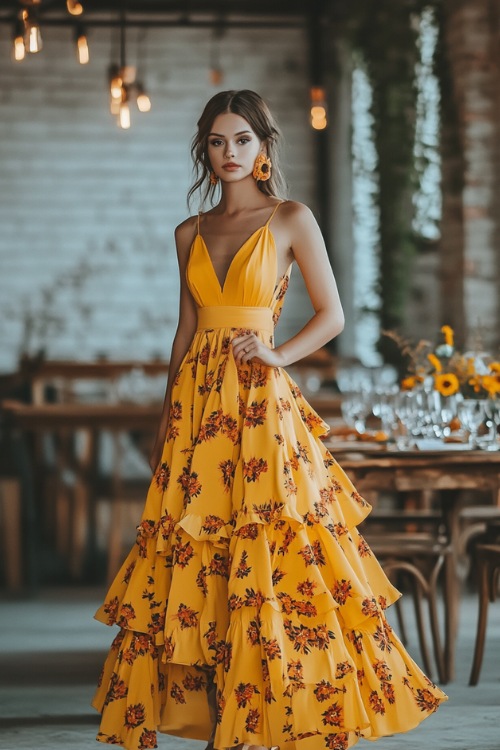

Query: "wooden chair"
left=469, top=542, right=500, bottom=685
left=362, top=510, right=453, bottom=683
left=0, top=476, right=22, bottom=591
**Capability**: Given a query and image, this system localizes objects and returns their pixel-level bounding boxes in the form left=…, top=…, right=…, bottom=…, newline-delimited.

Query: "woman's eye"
left=210, top=139, right=223, bottom=146
left=238, top=138, right=250, bottom=144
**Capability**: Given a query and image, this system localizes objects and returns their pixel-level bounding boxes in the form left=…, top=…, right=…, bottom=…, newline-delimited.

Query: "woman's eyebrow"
left=208, top=130, right=253, bottom=137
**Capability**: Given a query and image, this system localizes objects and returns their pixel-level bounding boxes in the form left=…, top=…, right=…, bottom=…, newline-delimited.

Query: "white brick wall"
left=0, top=25, right=317, bottom=373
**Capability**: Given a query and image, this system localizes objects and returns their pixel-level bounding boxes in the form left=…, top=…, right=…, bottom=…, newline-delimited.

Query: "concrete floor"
left=0, top=587, right=498, bottom=750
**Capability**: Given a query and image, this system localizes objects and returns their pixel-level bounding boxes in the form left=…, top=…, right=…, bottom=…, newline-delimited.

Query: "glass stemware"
left=458, top=399, right=487, bottom=449
left=483, top=398, right=500, bottom=451
left=341, top=391, right=372, bottom=434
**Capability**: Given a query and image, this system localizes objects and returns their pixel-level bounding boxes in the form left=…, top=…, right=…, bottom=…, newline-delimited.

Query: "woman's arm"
left=232, top=201, right=344, bottom=367
left=149, top=218, right=198, bottom=472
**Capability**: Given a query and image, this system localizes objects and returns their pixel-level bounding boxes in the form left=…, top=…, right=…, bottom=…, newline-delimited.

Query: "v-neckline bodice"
left=197, top=224, right=270, bottom=294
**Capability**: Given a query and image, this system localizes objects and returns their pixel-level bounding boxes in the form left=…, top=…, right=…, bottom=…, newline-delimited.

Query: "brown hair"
left=187, top=89, right=287, bottom=208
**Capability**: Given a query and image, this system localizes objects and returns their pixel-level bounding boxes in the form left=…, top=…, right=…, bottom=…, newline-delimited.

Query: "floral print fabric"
left=92, top=213, right=447, bottom=750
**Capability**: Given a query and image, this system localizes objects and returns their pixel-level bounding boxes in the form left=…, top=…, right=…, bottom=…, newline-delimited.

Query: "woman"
left=92, top=90, right=446, bottom=750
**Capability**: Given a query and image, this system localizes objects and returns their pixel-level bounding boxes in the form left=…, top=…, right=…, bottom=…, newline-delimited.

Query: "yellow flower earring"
left=253, top=153, right=272, bottom=182
left=209, top=170, right=219, bottom=186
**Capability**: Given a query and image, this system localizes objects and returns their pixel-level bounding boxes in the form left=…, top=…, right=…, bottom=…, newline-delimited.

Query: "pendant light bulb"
left=67, top=0, right=84, bottom=15
left=12, top=19, right=25, bottom=61
left=136, top=84, right=151, bottom=113
left=118, top=87, right=131, bottom=129
left=309, top=86, right=328, bottom=130
left=119, top=101, right=131, bottom=129
left=75, top=25, right=89, bottom=64
left=21, top=9, right=42, bottom=54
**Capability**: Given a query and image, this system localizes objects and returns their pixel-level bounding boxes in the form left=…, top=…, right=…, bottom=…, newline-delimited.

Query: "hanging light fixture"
left=136, top=83, right=151, bottom=113
left=74, top=24, right=89, bottom=64
left=310, top=86, right=328, bottom=130
left=12, top=18, right=25, bottom=61
left=21, top=7, right=42, bottom=54
left=67, top=0, right=84, bottom=16
left=134, top=29, right=152, bottom=114
left=119, top=86, right=131, bottom=129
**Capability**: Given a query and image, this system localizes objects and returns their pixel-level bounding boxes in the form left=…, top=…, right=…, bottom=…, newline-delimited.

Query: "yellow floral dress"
left=92, top=202, right=447, bottom=750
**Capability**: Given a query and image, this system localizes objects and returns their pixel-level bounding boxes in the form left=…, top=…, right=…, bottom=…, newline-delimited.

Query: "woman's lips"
left=223, top=163, right=241, bottom=170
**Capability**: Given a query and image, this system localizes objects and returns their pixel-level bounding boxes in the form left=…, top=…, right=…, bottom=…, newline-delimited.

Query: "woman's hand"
left=232, top=332, right=283, bottom=367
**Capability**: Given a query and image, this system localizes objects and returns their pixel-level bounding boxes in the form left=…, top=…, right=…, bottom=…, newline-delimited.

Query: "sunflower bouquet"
left=384, top=326, right=500, bottom=399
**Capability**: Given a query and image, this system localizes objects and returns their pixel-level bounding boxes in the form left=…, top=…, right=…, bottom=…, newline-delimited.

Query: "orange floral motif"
left=154, top=461, right=171, bottom=490
left=272, top=566, right=286, bottom=585
left=242, top=457, right=268, bottom=482
left=414, top=688, right=441, bottom=712
left=284, top=620, right=335, bottom=654
left=117, top=603, right=136, bottom=627
left=373, top=659, right=392, bottom=681
left=351, top=490, right=368, bottom=507
left=209, top=552, right=229, bottom=577
left=361, top=597, right=379, bottom=617
left=170, top=682, right=186, bottom=704
left=296, top=578, right=317, bottom=597
left=103, top=596, right=119, bottom=624
left=244, top=398, right=268, bottom=427
left=125, top=703, right=146, bottom=728
left=262, top=637, right=282, bottom=660
left=219, top=459, right=236, bottom=492
left=104, top=673, right=128, bottom=705
left=199, top=341, right=211, bottom=365
left=246, top=619, right=260, bottom=646
left=369, top=690, right=386, bottom=715
left=245, top=707, right=260, bottom=733
left=346, top=629, right=364, bottom=654
left=358, top=536, right=371, bottom=557
left=176, top=603, right=199, bottom=629
left=234, top=682, right=260, bottom=708
left=138, top=729, right=157, bottom=749
left=147, top=611, right=165, bottom=635
left=373, top=624, right=393, bottom=652
left=252, top=500, right=284, bottom=523
left=177, top=467, right=202, bottom=501
left=182, top=672, right=205, bottom=692
left=298, top=540, right=326, bottom=567
left=201, top=514, right=225, bottom=535
left=236, top=523, right=259, bottom=540
left=325, top=733, right=349, bottom=750
left=174, top=540, right=195, bottom=568
left=382, top=681, right=396, bottom=704
left=122, top=560, right=135, bottom=584
left=321, top=702, right=343, bottom=727
left=336, top=661, right=355, bottom=679
left=314, top=680, right=338, bottom=702
left=235, top=550, right=252, bottom=579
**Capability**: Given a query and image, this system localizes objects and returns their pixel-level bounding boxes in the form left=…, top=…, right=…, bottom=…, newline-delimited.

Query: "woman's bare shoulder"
left=174, top=215, right=198, bottom=254
left=279, top=200, right=315, bottom=223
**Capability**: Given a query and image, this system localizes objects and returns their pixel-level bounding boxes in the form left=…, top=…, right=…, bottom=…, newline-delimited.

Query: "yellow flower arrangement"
left=384, top=325, right=499, bottom=400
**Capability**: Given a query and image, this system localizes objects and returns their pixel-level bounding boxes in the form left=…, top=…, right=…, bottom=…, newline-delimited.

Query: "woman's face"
left=207, top=112, right=263, bottom=183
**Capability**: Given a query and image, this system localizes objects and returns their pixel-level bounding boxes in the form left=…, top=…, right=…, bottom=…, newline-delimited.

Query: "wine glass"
left=458, top=399, right=487, bottom=449
left=483, top=398, right=500, bottom=451
left=341, top=391, right=371, bottom=434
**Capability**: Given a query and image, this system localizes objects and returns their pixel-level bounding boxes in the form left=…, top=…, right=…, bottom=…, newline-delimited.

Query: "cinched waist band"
left=196, top=305, right=274, bottom=335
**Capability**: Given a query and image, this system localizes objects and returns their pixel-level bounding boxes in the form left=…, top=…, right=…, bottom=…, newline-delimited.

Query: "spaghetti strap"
left=265, top=200, right=285, bottom=227
left=197, top=210, right=202, bottom=236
